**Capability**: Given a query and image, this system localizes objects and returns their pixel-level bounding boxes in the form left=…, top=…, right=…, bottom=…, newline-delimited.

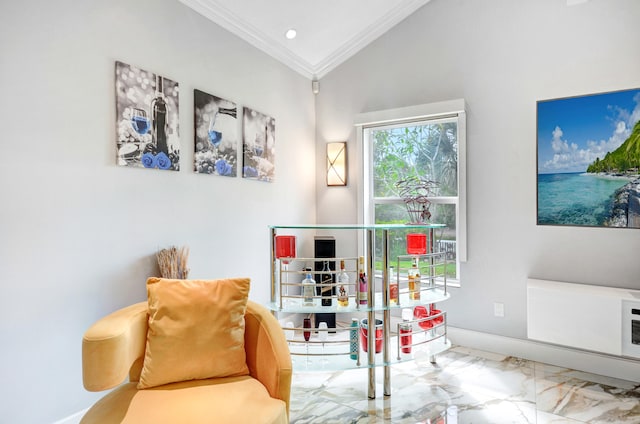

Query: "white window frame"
left=354, top=100, right=467, bottom=280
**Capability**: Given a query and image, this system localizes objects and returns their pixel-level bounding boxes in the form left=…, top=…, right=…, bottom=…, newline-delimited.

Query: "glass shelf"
left=287, top=325, right=451, bottom=372
left=288, top=338, right=365, bottom=371
left=268, top=288, right=450, bottom=313
left=270, top=223, right=446, bottom=230
left=390, top=331, right=451, bottom=365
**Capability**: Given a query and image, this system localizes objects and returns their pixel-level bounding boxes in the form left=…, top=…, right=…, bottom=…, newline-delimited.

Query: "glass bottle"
left=337, top=260, right=349, bottom=307
left=358, top=256, right=368, bottom=305
left=218, top=106, right=237, bottom=118
left=320, top=260, right=333, bottom=307
left=389, top=265, right=399, bottom=305
left=302, top=268, right=316, bottom=306
left=208, top=107, right=236, bottom=148
left=350, top=318, right=359, bottom=360
left=408, top=258, right=421, bottom=301
left=151, top=74, right=169, bottom=156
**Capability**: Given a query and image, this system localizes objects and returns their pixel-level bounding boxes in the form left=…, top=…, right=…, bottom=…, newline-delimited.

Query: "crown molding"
left=178, top=0, right=431, bottom=80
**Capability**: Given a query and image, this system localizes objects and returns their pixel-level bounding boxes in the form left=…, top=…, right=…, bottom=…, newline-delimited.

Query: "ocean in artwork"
left=537, top=172, right=631, bottom=226
left=537, top=87, right=640, bottom=227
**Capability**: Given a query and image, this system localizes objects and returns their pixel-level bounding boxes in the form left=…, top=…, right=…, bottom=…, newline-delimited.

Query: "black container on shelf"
left=314, top=236, right=336, bottom=331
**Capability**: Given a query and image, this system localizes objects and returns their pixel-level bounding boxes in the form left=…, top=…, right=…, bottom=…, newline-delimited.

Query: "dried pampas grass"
left=157, top=245, right=190, bottom=279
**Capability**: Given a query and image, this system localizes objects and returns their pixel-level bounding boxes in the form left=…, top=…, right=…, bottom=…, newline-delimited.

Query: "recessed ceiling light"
left=285, top=29, right=297, bottom=40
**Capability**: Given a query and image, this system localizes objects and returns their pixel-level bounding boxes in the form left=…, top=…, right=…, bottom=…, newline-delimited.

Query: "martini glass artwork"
left=208, top=112, right=222, bottom=147
left=131, top=108, right=150, bottom=135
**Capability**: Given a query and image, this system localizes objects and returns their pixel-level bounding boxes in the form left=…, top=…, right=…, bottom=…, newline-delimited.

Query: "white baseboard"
left=448, top=326, right=640, bottom=382
left=52, top=408, right=88, bottom=424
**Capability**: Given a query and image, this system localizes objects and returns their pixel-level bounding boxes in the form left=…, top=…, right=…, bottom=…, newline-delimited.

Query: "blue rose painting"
left=194, top=89, right=238, bottom=177
left=242, top=106, right=275, bottom=182
left=115, top=61, right=180, bottom=171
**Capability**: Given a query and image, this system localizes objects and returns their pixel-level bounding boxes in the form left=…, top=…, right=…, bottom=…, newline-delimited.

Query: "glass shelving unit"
left=268, top=224, right=450, bottom=399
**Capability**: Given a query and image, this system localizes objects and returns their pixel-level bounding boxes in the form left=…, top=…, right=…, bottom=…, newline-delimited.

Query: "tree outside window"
left=366, top=117, right=460, bottom=279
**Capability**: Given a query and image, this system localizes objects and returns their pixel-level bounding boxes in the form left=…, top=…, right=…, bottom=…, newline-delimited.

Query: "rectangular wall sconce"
left=326, top=142, right=347, bottom=186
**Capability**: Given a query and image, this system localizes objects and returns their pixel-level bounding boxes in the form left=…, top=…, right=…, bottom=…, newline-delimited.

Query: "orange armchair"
left=81, top=300, right=292, bottom=424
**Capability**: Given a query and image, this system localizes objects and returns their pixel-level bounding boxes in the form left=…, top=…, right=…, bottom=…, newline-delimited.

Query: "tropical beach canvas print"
left=537, top=88, right=640, bottom=228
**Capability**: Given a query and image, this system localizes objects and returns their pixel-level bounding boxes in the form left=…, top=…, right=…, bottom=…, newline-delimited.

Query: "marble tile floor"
left=289, top=346, right=640, bottom=423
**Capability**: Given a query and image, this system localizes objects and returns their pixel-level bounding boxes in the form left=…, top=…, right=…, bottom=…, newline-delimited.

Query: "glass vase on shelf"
left=407, top=233, right=427, bottom=255
left=275, top=235, right=296, bottom=302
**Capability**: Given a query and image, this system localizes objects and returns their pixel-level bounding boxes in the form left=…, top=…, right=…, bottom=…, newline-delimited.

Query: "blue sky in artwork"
left=537, top=88, right=640, bottom=174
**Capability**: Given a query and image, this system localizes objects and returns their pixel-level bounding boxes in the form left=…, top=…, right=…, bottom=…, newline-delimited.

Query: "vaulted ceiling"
left=178, top=0, right=432, bottom=79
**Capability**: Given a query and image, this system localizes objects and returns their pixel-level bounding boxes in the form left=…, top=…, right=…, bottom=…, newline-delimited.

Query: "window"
left=355, top=100, right=467, bottom=281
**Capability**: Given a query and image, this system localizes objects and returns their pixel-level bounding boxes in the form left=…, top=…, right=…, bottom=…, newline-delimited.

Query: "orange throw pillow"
left=138, top=277, right=251, bottom=389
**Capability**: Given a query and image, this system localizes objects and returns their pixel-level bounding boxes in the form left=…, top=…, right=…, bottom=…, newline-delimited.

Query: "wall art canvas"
left=537, top=87, right=640, bottom=228
left=242, top=107, right=275, bottom=182
left=115, top=61, right=180, bottom=171
left=194, top=89, right=238, bottom=176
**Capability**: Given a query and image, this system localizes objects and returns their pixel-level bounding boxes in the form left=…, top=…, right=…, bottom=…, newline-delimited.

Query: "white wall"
left=0, top=0, right=316, bottom=422
left=316, top=0, right=640, bottom=340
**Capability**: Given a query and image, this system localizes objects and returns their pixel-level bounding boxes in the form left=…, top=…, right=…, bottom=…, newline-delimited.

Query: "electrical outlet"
left=494, top=302, right=505, bottom=317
